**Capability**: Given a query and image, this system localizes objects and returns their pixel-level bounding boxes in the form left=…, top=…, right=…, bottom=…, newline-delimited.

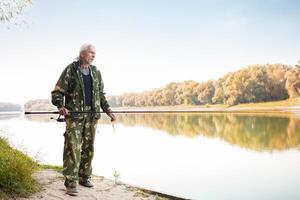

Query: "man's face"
left=81, top=46, right=96, bottom=65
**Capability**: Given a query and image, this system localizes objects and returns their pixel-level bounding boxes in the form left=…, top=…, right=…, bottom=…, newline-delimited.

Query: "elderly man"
left=51, top=44, right=116, bottom=196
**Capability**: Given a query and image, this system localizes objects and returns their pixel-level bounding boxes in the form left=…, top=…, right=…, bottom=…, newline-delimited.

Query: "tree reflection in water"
left=99, top=113, right=300, bottom=151
left=25, top=113, right=300, bottom=151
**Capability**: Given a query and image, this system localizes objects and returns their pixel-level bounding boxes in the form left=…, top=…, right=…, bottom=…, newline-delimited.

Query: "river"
left=0, top=112, right=300, bottom=200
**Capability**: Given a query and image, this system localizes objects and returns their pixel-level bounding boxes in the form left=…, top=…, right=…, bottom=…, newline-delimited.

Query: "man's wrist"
left=105, top=108, right=112, bottom=113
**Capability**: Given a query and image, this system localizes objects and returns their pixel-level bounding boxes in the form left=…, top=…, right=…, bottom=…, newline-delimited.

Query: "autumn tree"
left=196, top=80, right=215, bottom=104
left=285, top=64, right=300, bottom=98
left=264, top=64, right=289, bottom=100
left=175, top=80, right=199, bottom=105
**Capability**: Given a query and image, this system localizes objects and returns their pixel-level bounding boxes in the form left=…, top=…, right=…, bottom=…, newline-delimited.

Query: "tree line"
left=0, top=103, right=22, bottom=112
left=24, top=99, right=56, bottom=111
left=107, top=63, right=300, bottom=106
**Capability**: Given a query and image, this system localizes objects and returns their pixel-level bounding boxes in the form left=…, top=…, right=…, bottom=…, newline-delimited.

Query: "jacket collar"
left=71, top=61, right=97, bottom=84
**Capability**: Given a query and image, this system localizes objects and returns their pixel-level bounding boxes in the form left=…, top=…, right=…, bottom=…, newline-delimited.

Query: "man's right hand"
left=59, top=107, right=69, bottom=116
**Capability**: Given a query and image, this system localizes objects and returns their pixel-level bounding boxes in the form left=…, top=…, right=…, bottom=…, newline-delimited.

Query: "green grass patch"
left=39, top=164, right=63, bottom=172
left=0, top=136, right=40, bottom=199
left=233, top=98, right=300, bottom=108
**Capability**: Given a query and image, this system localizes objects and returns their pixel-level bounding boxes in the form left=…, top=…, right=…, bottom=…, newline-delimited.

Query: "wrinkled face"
left=81, top=46, right=96, bottom=65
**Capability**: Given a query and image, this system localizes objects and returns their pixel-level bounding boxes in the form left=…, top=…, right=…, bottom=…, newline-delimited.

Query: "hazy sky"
left=1, top=0, right=300, bottom=104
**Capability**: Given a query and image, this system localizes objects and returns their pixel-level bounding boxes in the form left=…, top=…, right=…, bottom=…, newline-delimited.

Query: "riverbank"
left=112, top=98, right=300, bottom=113
left=0, top=136, right=187, bottom=200
left=21, top=98, right=300, bottom=114
left=17, top=169, right=186, bottom=200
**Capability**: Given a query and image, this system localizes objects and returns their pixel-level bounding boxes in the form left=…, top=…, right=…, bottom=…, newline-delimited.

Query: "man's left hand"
left=106, top=110, right=116, bottom=122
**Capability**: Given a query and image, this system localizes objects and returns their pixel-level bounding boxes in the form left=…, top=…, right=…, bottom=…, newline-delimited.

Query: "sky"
left=1, top=0, right=300, bottom=105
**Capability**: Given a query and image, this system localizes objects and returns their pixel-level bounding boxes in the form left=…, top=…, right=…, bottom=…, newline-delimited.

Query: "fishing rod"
left=24, top=110, right=228, bottom=122
left=24, top=110, right=227, bottom=115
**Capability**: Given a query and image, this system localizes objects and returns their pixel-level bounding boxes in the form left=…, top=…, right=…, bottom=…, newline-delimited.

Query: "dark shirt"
left=81, top=73, right=93, bottom=106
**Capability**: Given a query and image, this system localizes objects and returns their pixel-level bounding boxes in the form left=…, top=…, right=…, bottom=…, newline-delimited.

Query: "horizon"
left=1, top=0, right=300, bottom=104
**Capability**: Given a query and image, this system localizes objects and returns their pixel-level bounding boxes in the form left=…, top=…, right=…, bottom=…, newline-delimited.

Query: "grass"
left=0, top=135, right=40, bottom=199
left=39, top=164, right=63, bottom=172
left=233, top=98, right=300, bottom=108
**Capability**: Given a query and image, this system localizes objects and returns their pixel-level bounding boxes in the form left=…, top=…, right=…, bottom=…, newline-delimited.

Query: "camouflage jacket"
left=51, top=61, right=110, bottom=119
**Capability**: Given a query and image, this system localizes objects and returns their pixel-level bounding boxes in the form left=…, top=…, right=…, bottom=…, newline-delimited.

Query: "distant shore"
left=1, top=98, right=299, bottom=115
left=111, top=98, right=300, bottom=114
left=113, top=105, right=300, bottom=112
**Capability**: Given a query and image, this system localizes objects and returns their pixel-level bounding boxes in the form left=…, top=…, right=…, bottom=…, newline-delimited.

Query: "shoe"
left=79, top=179, right=94, bottom=188
left=66, top=187, right=78, bottom=196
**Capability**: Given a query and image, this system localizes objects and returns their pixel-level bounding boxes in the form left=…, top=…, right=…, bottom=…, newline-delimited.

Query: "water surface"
left=1, top=112, right=300, bottom=200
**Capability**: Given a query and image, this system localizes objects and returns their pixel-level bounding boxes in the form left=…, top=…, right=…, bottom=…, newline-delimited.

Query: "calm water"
left=1, top=112, right=300, bottom=200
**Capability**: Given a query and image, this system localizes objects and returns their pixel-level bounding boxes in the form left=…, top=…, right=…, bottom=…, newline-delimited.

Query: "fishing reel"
left=50, top=114, right=65, bottom=122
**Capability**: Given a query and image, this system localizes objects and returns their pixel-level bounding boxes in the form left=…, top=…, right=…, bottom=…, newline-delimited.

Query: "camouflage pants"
left=63, top=111, right=98, bottom=187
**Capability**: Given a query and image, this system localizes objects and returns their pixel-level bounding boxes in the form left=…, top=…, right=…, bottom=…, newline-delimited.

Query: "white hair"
left=76, top=43, right=95, bottom=61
